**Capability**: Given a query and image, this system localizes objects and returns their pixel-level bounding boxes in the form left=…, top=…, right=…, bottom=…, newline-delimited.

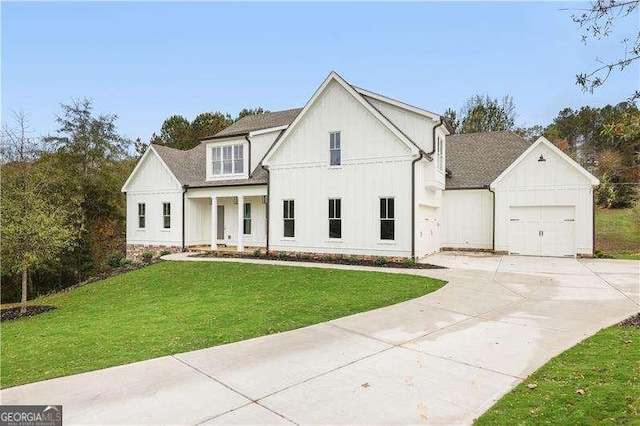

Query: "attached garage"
left=443, top=133, right=599, bottom=258
left=492, top=137, right=599, bottom=258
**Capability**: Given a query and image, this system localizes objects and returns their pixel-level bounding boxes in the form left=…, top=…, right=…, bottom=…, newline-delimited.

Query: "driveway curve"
left=2, top=252, right=638, bottom=425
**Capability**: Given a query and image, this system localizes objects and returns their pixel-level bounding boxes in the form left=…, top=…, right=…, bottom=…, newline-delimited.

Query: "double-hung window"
left=162, top=202, right=171, bottom=229
left=138, top=203, right=146, bottom=229
left=243, top=203, right=252, bottom=235
left=380, top=198, right=395, bottom=240
left=328, top=198, right=341, bottom=239
left=283, top=200, right=295, bottom=238
left=212, top=144, right=244, bottom=176
left=330, top=131, right=341, bottom=166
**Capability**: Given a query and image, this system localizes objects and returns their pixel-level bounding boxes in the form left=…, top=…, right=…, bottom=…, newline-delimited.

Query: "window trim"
left=379, top=197, right=395, bottom=241
left=210, top=142, right=246, bottom=178
left=328, top=198, right=342, bottom=239
left=329, top=131, right=341, bottom=166
left=162, top=202, right=171, bottom=230
left=243, top=202, right=252, bottom=236
left=137, top=202, right=146, bottom=230
left=436, top=136, right=444, bottom=172
left=283, top=199, right=295, bottom=238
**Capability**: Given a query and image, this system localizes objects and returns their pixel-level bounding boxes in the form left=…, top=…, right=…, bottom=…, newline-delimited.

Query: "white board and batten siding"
left=266, top=80, right=416, bottom=257
left=441, top=190, right=494, bottom=250
left=492, top=138, right=597, bottom=257
left=123, top=149, right=183, bottom=247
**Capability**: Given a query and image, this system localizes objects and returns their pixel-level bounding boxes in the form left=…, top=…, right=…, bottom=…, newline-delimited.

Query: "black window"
left=162, top=202, right=171, bottom=229
left=328, top=198, right=341, bottom=239
left=380, top=198, right=394, bottom=240
left=243, top=203, right=252, bottom=235
left=330, top=132, right=341, bottom=166
left=283, top=200, right=295, bottom=238
left=138, top=203, right=146, bottom=229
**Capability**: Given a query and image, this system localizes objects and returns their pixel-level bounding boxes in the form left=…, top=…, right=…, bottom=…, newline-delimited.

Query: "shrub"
left=159, top=249, right=172, bottom=256
left=348, top=255, right=360, bottom=264
left=140, top=251, right=153, bottom=263
left=106, top=252, right=124, bottom=269
left=119, top=257, right=133, bottom=267
left=403, top=258, right=416, bottom=268
left=321, top=254, right=334, bottom=263
left=373, top=256, right=388, bottom=266
left=297, top=253, right=311, bottom=261
left=276, top=252, right=287, bottom=260
left=252, top=249, right=262, bottom=258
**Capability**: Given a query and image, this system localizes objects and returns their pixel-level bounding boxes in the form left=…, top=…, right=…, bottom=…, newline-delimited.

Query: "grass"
left=0, top=261, right=444, bottom=389
left=596, top=208, right=640, bottom=260
left=475, top=323, right=640, bottom=425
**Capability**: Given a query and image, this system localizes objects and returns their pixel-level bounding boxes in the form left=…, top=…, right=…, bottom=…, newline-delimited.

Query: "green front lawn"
left=476, top=321, right=640, bottom=425
left=0, top=261, right=444, bottom=389
left=596, top=208, right=640, bottom=259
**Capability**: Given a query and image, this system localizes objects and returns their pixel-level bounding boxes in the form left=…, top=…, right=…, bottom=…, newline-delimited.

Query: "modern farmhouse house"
left=122, top=72, right=599, bottom=260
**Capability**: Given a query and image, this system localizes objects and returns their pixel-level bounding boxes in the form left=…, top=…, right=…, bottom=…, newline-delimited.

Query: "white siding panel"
left=249, top=131, right=280, bottom=174
left=441, top=190, right=493, bottom=250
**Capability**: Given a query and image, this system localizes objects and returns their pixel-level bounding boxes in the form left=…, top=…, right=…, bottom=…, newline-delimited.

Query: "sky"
left=2, top=1, right=638, bottom=143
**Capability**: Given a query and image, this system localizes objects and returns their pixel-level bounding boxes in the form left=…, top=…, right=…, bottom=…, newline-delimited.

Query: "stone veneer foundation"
left=126, top=244, right=182, bottom=261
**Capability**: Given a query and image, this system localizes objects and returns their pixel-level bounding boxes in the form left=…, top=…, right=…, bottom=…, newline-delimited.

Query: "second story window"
left=212, top=144, right=244, bottom=176
left=328, top=198, right=341, bottom=239
left=437, top=136, right=444, bottom=171
left=138, top=203, right=146, bottom=229
left=162, top=202, right=171, bottom=229
left=283, top=200, right=295, bottom=238
left=330, top=131, right=341, bottom=166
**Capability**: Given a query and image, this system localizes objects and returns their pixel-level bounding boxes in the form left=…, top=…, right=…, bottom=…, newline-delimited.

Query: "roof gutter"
left=427, top=117, right=444, bottom=157
left=411, top=150, right=428, bottom=259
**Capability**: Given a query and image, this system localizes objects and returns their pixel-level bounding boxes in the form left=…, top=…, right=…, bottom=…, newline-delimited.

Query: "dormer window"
left=436, top=136, right=444, bottom=171
left=330, top=131, right=341, bottom=166
left=212, top=144, right=244, bottom=176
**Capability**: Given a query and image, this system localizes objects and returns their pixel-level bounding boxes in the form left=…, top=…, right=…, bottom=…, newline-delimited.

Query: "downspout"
left=427, top=117, right=444, bottom=157
left=182, top=185, right=188, bottom=251
left=592, top=188, right=596, bottom=257
left=261, top=165, right=270, bottom=255
left=245, top=135, right=252, bottom=174
left=487, top=186, right=496, bottom=252
left=411, top=150, right=427, bottom=259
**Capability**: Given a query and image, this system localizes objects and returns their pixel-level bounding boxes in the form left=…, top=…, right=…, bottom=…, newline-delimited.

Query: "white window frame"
left=138, top=203, right=146, bottom=229
left=379, top=197, right=395, bottom=241
left=283, top=199, right=295, bottom=238
left=436, top=136, right=444, bottom=172
left=328, top=198, right=342, bottom=239
left=329, top=131, right=341, bottom=166
left=211, top=143, right=245, bottom=178
left=162, top=202, right=171, bottom=229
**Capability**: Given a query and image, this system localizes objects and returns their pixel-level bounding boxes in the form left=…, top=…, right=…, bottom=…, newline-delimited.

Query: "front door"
left=217, top=205, right=225, bottom=240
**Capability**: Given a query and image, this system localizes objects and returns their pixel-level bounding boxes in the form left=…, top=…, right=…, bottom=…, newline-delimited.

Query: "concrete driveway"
left=2, top=253, right=638, bottom=425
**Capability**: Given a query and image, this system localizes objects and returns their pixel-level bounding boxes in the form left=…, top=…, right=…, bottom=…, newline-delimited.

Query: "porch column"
left=211, top=196, right=217, bottom=250
left=237, top=195, right=244, bottom=252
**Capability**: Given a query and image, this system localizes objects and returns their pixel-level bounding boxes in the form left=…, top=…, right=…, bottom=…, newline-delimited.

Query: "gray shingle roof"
left=211, top=108, right=303, bottom=138
left=152, top=143, right=268, bottom=188
left=445, top=131, right=530, bottom=189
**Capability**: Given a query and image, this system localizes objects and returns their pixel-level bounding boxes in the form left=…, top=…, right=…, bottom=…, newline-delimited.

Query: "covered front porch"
left=184, top=185, right=268, bottom=253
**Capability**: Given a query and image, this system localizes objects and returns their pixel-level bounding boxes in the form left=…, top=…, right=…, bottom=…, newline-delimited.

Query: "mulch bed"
left=193, top=252, right=446, bottom=269
left=1, top=305, right=57, bottom=322
left=618, top=312, right=640, bottom=328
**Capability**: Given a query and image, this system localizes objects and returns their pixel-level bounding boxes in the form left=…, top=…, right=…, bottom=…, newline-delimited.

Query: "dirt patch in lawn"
left=618, top=312, right=640, bottom=328
left=1, top=305, right=57, bottom=322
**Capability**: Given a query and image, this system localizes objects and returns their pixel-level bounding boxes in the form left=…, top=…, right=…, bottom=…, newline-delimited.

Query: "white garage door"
left=509, top=206, right=576, bottom=257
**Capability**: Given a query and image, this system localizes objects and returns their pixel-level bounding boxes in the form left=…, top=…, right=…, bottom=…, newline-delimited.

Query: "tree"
left=458, top=95, right=517, bottom=133
left=514, top=125, right=545, bottom=143
left=191, top=112, right=233, bottom=140
left=442, top=108, right=460, bottom=133
left=1, top=112, right=80, bottom=313
left=237, top=107, right=269, bottom=120
left=150, top=115, right=193, bottom=150
left=570, top=0, right=640, bottom=101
